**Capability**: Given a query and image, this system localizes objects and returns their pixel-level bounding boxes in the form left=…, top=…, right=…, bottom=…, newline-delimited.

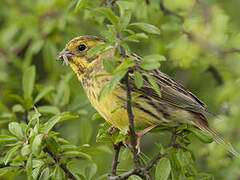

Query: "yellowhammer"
left=57, top=35, right=238, bottom=157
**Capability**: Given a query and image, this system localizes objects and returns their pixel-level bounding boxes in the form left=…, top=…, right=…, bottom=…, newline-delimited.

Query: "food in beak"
left=57, top=48, right=71, bottom=66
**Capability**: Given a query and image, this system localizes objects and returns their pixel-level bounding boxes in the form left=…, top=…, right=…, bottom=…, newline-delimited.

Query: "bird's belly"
left=85, top=86, right=160, bottom=130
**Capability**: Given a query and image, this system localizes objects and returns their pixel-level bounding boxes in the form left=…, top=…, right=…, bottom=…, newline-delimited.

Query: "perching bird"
left=57, top=35, right=239, bottom=157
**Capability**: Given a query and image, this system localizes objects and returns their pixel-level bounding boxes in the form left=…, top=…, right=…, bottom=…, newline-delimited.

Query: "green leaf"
left=75, top=0, right=86, bottom=12
left=21, top=144, right=31, bottom=156
left=134, top=71, right=143, bottom=89
left=0, top=135, right=17, bottom=142
left=38, top=105, right=60, bottom=115
left=62, top=151, right=92, bottom=160
left=12, top=104, right=25, bottom=113
left=176, top=149, right=191, bottom=167
left=129, top=22, right=161, bottom=35
left=145, top=74, right=161, bottom=98
left=4, top=145, right=21, bottom=165
left=46, top=136, right=60, bottom=154
left=125, top=33, right=149, bottom=42
left=53, top=165, right=64, bottom=180
left=32, top=134, right=44, bottom=155
left=23, top=66, right=36, bottom=100
left=87, top=44, right=108, bottom=58
left=42, top=113, right=77, bottom=134
left=98, top=83, right=110, bottom=102
left=98, top=7, right=120, bottom=30
left=113, top=59, right=135, bottom=73
left=26, top=153, right=33, bottom=180
left=39, top=167, right=50, bottom=180
left=103, top=58, right=116, bottom=74
left=140, top=54, right=166, bottom=70
left=188, top=126, right=213, bottom=143
left=8, top=122, right=24, bottom=138
left=108, top=70, right=127, bottom=93
left=67, top=160, right=97, bottom=180
left=120, top=10, right=132, bottom=30
left=155, top=157, right=171, bottom=180
left=34, top=86, right=54, bottom=104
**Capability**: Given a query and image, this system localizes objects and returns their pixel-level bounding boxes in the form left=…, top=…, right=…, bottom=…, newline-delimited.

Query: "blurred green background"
left=0, top=0, right=240, bottom=179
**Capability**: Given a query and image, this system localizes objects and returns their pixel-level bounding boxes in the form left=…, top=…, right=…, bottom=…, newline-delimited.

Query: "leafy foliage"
left=0, top=0, right=240, bottom=179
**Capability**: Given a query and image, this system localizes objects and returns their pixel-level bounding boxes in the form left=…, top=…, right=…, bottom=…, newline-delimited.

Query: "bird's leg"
left=135, top=124, right=158, bottom=154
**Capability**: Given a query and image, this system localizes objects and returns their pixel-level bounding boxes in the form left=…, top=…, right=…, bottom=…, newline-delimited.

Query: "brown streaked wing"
left=127, top=54, right=214, bottom=116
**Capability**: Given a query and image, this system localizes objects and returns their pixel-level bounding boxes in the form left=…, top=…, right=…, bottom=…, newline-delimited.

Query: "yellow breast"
left=83, top=74, right=160, bottom=130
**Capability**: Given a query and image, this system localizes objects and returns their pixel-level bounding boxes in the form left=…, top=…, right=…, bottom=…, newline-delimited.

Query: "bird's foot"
left=123, top=124, right=158, bottom=154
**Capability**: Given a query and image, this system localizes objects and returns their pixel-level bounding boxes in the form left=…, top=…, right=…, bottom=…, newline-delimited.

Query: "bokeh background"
left=1, top=0, right=240, bottom=179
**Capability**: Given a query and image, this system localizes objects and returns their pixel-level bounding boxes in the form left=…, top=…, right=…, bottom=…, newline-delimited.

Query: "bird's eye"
left=78, top=44, right=87, bottom=51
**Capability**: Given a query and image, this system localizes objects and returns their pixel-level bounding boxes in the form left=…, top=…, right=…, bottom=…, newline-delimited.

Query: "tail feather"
left=195, top=118, right=240, bottom=159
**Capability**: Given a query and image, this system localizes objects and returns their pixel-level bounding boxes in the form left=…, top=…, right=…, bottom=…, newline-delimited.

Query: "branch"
left=159, top=0, right=184, bottom=22
left=108, top=142, right=122, bottom=178
left=125, top=72, right=141, bottom=168
left=43, top=147, right=76, bottom=180
left=144, top=153, right=167, bottom=171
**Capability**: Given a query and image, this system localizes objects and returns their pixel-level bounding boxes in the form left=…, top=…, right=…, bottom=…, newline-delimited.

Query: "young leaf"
left=4, top=145, right=21, bottom=165
left=103, top=58, right=116, bottom=74
left=87, top=44, right=108, bottom=58
left=62, top=151, right=92, bottom=160
left=39, top=167, right=50, bottom=180
left=42, top=113, right=77, bottom=134
left=108, top=70, right=127, bottom=93
left=129, top=22, right=161, bottom=35
left=53, top=165, right=64, bottom=180
left=113, top=59, right=135, bottom=73
left=155, top=157, right=171, bottom=180
left=140, top=54, right=166, bottom=70
left=38, top=105, right=60, bottom=115
left=8, top=122, right=24, bottom=138
left=23, top=66, right=36, bottom=100
left=34, top=86, right=54, bottom=104
left=46, top=136, right=60, bottom=154
left=134, top=71, right=143, bottom=89
left=32, top=134, right=44, bottom=155
left=98, top=7, right=120, bottom=30
left=26, top=153, right=33, bottom=180
left=98, top=83, right=110, bottom=102
left=145, top=74, right=161, bottom=98
left=125, top=33, right=149, bottom=42
left=120, top=10, right=132, bottom=30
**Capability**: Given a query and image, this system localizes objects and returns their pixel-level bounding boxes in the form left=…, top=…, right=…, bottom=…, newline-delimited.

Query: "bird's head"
left=57, top=35, right=107, bottom=78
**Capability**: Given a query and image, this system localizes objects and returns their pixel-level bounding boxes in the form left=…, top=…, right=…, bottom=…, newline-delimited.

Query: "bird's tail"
left=194, top=118, right=240, bottom=159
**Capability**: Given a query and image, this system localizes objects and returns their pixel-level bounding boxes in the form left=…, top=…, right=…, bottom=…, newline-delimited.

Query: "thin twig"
left=159, top=0, right=184, bottom=22
left=43, top=147, right=76, bottom=180
left=108, top=142, right=122, bottom=177
left=125, top=72, right=141, bottom=168
left=144, top=153, right=167, bottom=171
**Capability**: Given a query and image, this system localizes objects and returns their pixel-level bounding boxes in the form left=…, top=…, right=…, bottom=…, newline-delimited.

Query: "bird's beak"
left=56, top=48, right=72, bottom=66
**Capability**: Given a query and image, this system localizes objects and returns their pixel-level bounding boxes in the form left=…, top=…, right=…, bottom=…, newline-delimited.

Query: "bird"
left=57, top=35, right=239, bottom=157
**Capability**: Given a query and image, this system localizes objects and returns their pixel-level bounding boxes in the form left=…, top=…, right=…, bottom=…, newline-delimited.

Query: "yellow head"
left=57, top=35, right=106, bottom=79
